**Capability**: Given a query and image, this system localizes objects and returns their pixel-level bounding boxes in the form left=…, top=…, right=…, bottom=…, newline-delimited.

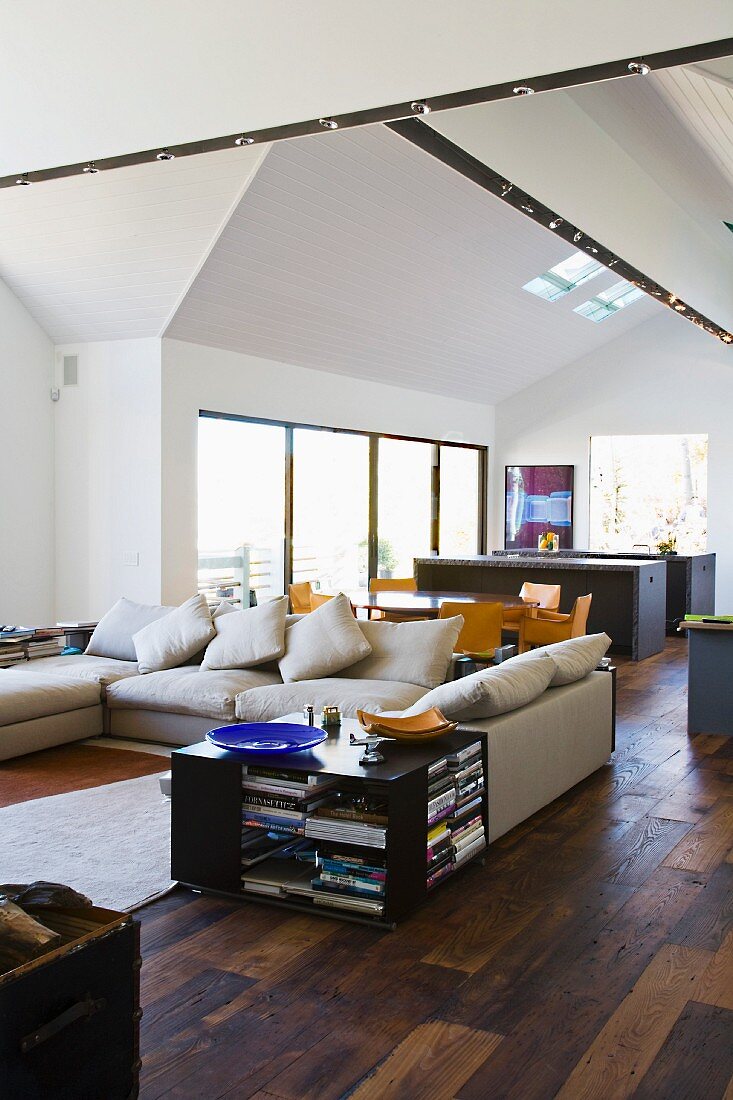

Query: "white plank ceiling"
left=656, top=59, right=733, bottom=194
left=166, top=124, right=660, bottom=403
left=0, top=147, right=263, bottom=342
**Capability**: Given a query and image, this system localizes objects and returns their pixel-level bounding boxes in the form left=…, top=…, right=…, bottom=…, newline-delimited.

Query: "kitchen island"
left=491, top=549, right=715, bottom=632
left=415, top=555, right=667, bottom=660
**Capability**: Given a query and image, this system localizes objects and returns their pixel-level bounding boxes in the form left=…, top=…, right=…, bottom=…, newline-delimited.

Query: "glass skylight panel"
left=574, top=279, right=645, bottom=322
left=522, top=250, right=604, bottom=302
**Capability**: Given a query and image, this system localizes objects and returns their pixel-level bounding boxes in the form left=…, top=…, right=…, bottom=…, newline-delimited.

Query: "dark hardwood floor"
left=137, top=639, right=733, bottom=1099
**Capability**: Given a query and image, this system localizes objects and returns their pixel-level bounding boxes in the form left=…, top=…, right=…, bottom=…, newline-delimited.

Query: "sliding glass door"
left=198, top=417, right=286, bottom=601
left=199, top=413, right=487, bottom=597
left=292, top=429, right=370, bottom=593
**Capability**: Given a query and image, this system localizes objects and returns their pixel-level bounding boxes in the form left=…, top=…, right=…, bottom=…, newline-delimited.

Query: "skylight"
left=522, top=250, right=604, bottom=302
left=574, top=280, right=645, bottom=323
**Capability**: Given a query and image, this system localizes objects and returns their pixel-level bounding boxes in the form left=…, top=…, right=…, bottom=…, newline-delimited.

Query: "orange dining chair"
left=518, top=594, right=593, bottom=653
left=368, top=576, right=423, bottom=622
left=289, top=581, right=314, bottom=614
left=309, top=592, right=336, bottom=610
left=439, top=601, right=504, bottom=661
left=503, top=582, right=562, bottom=634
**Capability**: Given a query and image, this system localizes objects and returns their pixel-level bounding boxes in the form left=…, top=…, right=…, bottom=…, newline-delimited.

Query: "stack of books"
left=241, top=765, right=337, bottom=837
left=0, top=628, right=33, bottom=667
left=305, top=793, right=388, bottom=848
left=446, top=742, right=486, bottom=868
left=426, top=755, right=456, bottom=889
left=26, top=628, right=65, bottom=660
left=312, top=851, right=386, bottom=916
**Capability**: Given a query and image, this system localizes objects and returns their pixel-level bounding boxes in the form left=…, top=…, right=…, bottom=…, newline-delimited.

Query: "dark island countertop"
left=414, top=555, right=664, bottom=573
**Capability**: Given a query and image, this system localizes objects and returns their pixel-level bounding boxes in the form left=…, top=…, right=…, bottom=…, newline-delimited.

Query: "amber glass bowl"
left=356, top=707, right=457, bottom=742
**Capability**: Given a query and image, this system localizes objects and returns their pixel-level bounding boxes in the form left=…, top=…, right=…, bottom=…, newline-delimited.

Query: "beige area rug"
left=0, top=772, right=173, bottom=911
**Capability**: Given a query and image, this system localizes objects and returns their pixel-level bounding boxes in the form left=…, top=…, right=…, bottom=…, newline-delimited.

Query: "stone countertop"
left=414, top=555, right=666, bottom=573
left=489, top=549, right=714, bottom=562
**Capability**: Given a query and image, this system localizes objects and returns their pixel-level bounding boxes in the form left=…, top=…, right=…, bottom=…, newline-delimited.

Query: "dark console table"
left=415, top=555, right=666, bottom=660
left=171, top=719, right=488, bottom=929
left=491, top=549, right=715, bottom=632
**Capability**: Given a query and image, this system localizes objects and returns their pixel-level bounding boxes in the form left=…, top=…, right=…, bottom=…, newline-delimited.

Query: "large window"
left=293, top=429, right=369, bottom=591
left=589, top=434, right=708, bottom=554
left=377, top=438, right=434, bottom=578
left=198, top=413, right=487, bottom=597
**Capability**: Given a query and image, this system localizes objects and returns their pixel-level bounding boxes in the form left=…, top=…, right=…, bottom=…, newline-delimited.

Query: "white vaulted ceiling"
left=165, top=124, right=660, bottom=402
left=0, top=147, right=265, bottom=342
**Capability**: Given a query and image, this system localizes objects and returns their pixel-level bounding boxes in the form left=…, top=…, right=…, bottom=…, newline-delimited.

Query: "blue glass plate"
left=206, top=722, right=327, bottom=753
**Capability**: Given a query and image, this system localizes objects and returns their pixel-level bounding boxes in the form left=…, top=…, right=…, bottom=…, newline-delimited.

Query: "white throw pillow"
left=341, top=616, right=463, bottom=690
left=86, top=597, right=175, bottom=662
left=528, top=633, right=611, bottom=686
left=202, top=596, right=288, bottom=670
left=278, top=594, right=372, bottom=683
left=133, top=594, right=215, bottom=674
left=402, top=651, right=556, bottom=721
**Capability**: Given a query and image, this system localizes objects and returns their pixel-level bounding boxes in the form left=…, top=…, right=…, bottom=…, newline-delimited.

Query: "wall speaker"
left=63, top=354, right=78, bottom=386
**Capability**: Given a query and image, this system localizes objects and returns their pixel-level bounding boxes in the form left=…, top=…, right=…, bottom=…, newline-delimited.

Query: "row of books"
left=426, top=741, right=486, bottom=890
left=240, top=850, right=386, bottom=917
left=0, top=627, right=65, bottom=667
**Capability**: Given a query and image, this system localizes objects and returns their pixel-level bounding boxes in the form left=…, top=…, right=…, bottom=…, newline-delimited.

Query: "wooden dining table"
left=348, top=590, right=539, bottom=619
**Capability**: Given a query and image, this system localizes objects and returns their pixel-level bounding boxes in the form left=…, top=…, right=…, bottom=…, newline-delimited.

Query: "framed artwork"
left=505, top=465, right=574, bottom=550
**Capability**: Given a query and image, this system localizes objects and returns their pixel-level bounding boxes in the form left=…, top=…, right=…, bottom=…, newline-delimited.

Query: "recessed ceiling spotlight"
left=549, top=217, right=563, bottom=229
left=721, top=333, right=733, bottom=343
left=628, top=60, right=651, bottom=76
left=411, top=101, right=431, bottom=115
left=513, top=85, right=535, bottom=95
left=521, top=203, right=534, bottom=213
left=669, top=293, right=678, bottom=304
left=235, top=135, right=254, bottom=146
left=500, top=181, right=513, bottom=196
left=83, top=162, right=99, bottom=174
left=573, top=230, right=582, bottom=243
left=674, top=302, right=687, bottom=311
left=15, top=174, right=31, bottom=185
left=608, top=258, right=619, bottom=267
left=586, top=244, right=599, bottom=254
left=156, top=149, right=175, bottom=161
left=319, top=117, right=339, bottom=129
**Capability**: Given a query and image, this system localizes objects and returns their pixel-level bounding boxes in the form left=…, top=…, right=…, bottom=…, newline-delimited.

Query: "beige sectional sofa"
left=2, top=594, right=615, bottom=842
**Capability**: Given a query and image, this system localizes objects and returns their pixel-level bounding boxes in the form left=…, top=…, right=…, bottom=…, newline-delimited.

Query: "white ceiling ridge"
left=160, top=144, right=272, bottom=337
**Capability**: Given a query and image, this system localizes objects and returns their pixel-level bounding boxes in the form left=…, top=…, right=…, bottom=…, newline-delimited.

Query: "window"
left=574, top=280, right=645, bottom=322
left=589, top=434, right=708, bottom=554
left=292, top=429, right=369, bottom=592
left=377, top=438, right=434, bottom=578
left=523, top=250, right=604, bottom=302
left=439, top=445, right=481, bottom=556
left=198, top=414, right=487, bottom=596
left=198, top=417, right=286, bottom=602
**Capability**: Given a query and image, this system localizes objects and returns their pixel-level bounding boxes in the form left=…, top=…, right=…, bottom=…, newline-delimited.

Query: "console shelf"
left=171, top=720, right=488, bottom=928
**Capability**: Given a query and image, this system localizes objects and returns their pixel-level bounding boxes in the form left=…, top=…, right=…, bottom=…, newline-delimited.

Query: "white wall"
left=494, top=312, right=733, bottom=607
left=0, top=278, right=55, bottom=623
left=54, top=339, right=162, bottom=620
left=161, top=338, right=495, bottom=603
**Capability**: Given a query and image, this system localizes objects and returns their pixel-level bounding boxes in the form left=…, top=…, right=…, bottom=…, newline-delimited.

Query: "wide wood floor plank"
left=632, top=1001, right=733, bottom=1100
left=663, top=799, right=733, bottom=873
left=347, top=1021, right=503, bottom=1100
left=555, top=944, right=713, bottom=1100
left=693, top=929, right=733, bottom=1009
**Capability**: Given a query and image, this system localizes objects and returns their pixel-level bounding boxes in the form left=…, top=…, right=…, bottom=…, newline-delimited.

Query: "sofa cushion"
left=133, top=595, right=215, bottom=674
left=86, top=597, right=175, bottom=662
left=528, top=633, right=612, bottom=686
left=402, top=651, right=556, bottom=721
left=341, top=616, right=463, bottom=690
left=202, top=596, right=288, bottom=670
left=278, top=594, right=371, bottom=683
left=235, top=677, right=427, bottom=723
left=12, top=654, right=139, bottom=687
left=106, top=665, right=283, bottom=721
left=0, top=671, right=100, bottom=725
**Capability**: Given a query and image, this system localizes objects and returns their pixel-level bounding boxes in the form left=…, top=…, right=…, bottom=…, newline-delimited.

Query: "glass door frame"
left=199, top=409, right=488, bottom=593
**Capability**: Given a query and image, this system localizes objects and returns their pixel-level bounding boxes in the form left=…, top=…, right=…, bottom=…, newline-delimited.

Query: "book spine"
left=316, top=808, right=388, bottom=825
left=242, top=817, right=305, bottom=835
left=313, top=879, right=383, bottom=900
left=242, top=782, right=319, bottom=799
left=242, top=766, right=321, bottom=785
left=320, top=871, right=385, bottom=893
left=320, top=862, right=386, bottom=881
